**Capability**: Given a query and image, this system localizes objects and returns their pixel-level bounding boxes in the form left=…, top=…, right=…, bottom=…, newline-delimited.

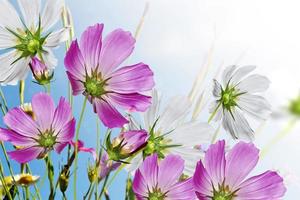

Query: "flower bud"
left=98, top=151, right=120, bottom=181
left=59, top=169, right=70, bottom=193
left=87, top=163, right=98, bottom=183
left=30, top=57, right=53, bottom=85
left=289, top=95, right=300, bottom=117
left=106, top=130, right=148, bottom=161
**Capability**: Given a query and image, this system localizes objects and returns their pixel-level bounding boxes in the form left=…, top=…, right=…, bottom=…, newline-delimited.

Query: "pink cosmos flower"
left=0, top=93, right=75, bottom=163
left=193, top=140, right=286, bottom=200
left=97, top=151, right=120, bottom=181
left=70, top=140, right=96, bottom=160
left=64, top=23, right=154, bottom=128
left=133, top=154, right=196, bottom=200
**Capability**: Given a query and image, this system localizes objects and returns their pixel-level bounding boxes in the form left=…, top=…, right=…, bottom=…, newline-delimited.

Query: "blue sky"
left=0, top=0, right=300, bottom=199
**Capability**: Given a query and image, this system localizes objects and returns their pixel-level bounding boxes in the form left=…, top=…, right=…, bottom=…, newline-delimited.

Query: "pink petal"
left=204, top=140, right=225, bottom=187
left=157, top=154, right=184, bottom=192
left=107, top=63, right=154, bottom=93
left=139, top=154, right=158, bottom=192
left=0, top=128, right=36, bottom=146
left=99, top=29, right=135, bottom=75
left=54, top=142, right=68, bottom=154
left=80, top=23, right=103, bottom=71
left=32, top=93, right=55, bottom=131
left=193, top=160, right=213, bottom=197
left=133, top=169, right=148, bottom=198
left=4, top=107, right=39, bottom=138
left=93, top=99, right=128, bottom=128
left=108, top=92, right=151, bottom=112
left=8, top=146, right=43, bottom=163
left=52, top=97, right=73, bottom=132
left=237, top=171, right=286, bottom=199
left=56, top=119, right=75, bottom=143
left=64, top=40, right=85, bottom=80
left=225, top=142, right=259, bottom=190
left=66, top=71, right=85, bottom=95
left=166, top=178, right=196, bottom=200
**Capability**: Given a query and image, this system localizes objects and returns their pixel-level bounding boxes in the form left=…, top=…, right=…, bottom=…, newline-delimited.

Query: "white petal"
left=44, top=27, right=70, bottom=47
left=158, top=95, right=191, bottom=133
left=237, top=74, right=270, bottom=93
left=212, top=79, right=222, bottom=97
left=0, top=0, right=23, bottom=31
left=41, top=0, right=64, bottom=32
left=222, top=65, right=236, bottom=85
left=0, top=51, right=30, bottom=85
left=231, top=65, right=256, bottom=85
left=0, top=27, right=17, bottom=49
left=209, top=101, right=223, bottom=122
left=17, top=0, right=40, bottom=30
left=238, top=94, right=271, bottom=120
left=124, top=153, right=143, bottom=175
left=42, top=48, right=57, bottom=69
left=169, top=147, right=204, bottom=176
left=168, top=122, right=213, bottom=146
left=143, top=89, right=161, bottom=130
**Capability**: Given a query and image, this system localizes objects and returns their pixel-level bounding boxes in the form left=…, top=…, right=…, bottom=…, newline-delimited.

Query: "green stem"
left=46, top=83, right=51, bottom=94
left=0, top=159, right=13, bottom=200
left=208, top=101, right=221, bottom=123
left=95, top=118, right=100, bottom=198
left=98, top=173, right=110, bottom=200
left=260, top=118, right=297, bottom=158
left=19, top=80, right=25, bottom=105
left=45, top=156, right=55, bottom=200
left=25, top=186, right=30, bottom=200
left=73, top=97, right=88, bottom=200
left=83, top=182, right=93, bottom=200
left=0, top=87, right=8, bottom=112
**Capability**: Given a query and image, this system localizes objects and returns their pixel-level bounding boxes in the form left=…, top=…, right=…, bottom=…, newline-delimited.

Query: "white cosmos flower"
left=126, top=89, right=213, bottom=176
left=210, top=65, right=271, bottom=140
left=0, top=0, right=69, bottom=85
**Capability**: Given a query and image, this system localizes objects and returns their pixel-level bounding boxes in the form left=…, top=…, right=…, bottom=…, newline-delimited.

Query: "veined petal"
left=238, top=94, right=271, bottom=120
left=0, top=128, right=36, bottom=146
left=166, top=178, right=196, bottom=200
left=139, top=154, right=158, bottom=192
left=0, top=0, right=23, bottom=31
left=222, top=65, right=236, bottom=85
left=133, top=169, right=148, bottom=198
left=107, top=92, right=152, bottom=112
left=52, top=97, right=73, bottom=132
left=64, top=40, right=85, bottom=80
left=107, top=63, right=154, bottom=93
left=42, top=47, right=57, bottom=69
left=143, top=89, right=160, bottom=130
left=80, top=23, right=103, bottom=71
left=237, top=74, right=270, bottom=93
left=231, top=65, right=256, bottom=85
left=8, top=146, right=43, bottom=163
left=55, top=119, right=75, bottom=143
left=237, top=171, right=286, bottom=199
left=158, top=96, right=191, bottom=133
left=225, top=141, right=259, bottom=190
left=4, top=107, right=39, bottom=138
left=32, top=93, right=55, bottom=131
left=212, top=79, right=222, bottom=98
left=193, top=160, right=214, bottom=197
left=93, top=98, right=128, bottom=128
left=157, top=154, right=184, bottom=192
left=45, top=27, right=70, bottom=47
left=17, top=0, right=40, bottom=30
left=204, top=140, right=226, bottom=187
left=41, top=0, right=64, bottom=32
left=99, top=29, right=135, bottom=75
left=0, top=27, right=17, bottom=49
left=66, top=71, right=85, bottom=95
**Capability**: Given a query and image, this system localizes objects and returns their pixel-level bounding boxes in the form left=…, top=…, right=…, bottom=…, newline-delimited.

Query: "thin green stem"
left=25, top=186, right=30, bottom=200
left=0, top=159, right=13, bottom=200
left=73, top=97, right=88, bottom=200
left=45, top=156, right=55, bottom=200
left=27, top=164, right=41, bottom=200
left=98, top=173, right=110, bottom=200
left=208, top=101, right=221, bottom=123
left=46, top=83, right=51, bottom=94
left=83, top=182, right=93, bottom=200
left=260, top=118, right=297, bottom=158
left=19, top=80, right=25, bottom=105
left=95, top=118, right=100, bottom=198
left=0, top=87, right=8, bottom=112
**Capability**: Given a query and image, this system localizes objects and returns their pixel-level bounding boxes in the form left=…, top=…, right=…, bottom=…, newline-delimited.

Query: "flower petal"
left=99, top=29, right=135, bottom=75
left=52, top=97, right=73, bottom=132
left=143, top=89, right=160, bottom=130
left=212, top=79, right=222, bottom=98
left=222, top=65, right=236, bottom=85
left=193, top=160, right=214, bottom=197
left=17, top=0, right=40, bottom=29
left=231, top=65, right=256, bottom=85
left=42, top=47, right=57, bottom=69
left=4, top=107, right=39, bottom=138
left=0, top=27, right=16, bottom=49
left=238, top=74, right=270, bottom=93
left=107, top=92, right=152, bottom=112
left=157, top=154, right=184, bottom=192
left=0, top=128, right=36, bottom=146
left=139, top=154, right=158, bottom=192
left=204, top=140, right=225, bottom=187
left=41, top=0, right=64, bottom=32
left=133, top=169, right=148, bottom=198
left=45, top=27, right=70, bottom=47
left=64, top=40, right=85, bottom=80
left=107, top=63, right=154, bottom=93
left=225, top=141, right=259, bottom=190
left=66, top=71, right=85, bottom=95
left=237, top=171, right=286, bottom=200
left=0, top=0, right=23, bottom=31
left=166, top=178, right=196, bottom=200
left=55, top=118, right=75, bottom=143
left=80, top=23, right=103, bottom=71
left=32, top=93, right=55, bottom=131
left=93, top=98, right=128, bottom=128
left=8, top=146, right=43, bottom=163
